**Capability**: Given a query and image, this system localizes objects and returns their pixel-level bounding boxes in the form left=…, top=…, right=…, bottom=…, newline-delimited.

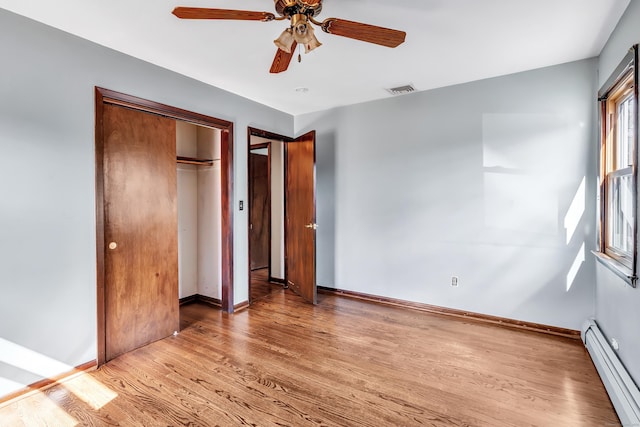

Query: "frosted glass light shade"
left=303, top=25, right=322, bottom=53
left=274, top=28, right=295, bottom=53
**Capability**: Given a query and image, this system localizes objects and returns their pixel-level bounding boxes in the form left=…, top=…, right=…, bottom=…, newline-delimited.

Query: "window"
left=605, top=74, right=635, bottom=264
left=597, top=45, right=639, bottom=286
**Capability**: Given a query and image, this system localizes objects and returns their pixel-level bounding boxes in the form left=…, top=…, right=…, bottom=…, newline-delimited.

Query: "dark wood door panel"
left=103, top=104, right=179, bottom=361
left=285, top=131, right=316, bottom=304
left=249, top=152, right=269, bottom=270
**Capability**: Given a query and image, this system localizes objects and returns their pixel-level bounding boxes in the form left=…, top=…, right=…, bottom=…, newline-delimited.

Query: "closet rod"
left=176, top=156, right=219, bottom=166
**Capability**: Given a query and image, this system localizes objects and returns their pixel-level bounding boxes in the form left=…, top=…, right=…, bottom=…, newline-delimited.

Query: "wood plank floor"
left=250, top=268, right=279, bottom=303
left=0, top=291, right=619, bottom=426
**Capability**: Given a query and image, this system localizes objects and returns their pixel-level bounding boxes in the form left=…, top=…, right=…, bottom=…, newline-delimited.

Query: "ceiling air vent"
left=386, top=84, right=416, bottom=96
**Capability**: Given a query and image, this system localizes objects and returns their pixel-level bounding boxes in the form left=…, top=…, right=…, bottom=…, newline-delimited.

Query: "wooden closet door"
left=103, top=104, right=179, bottom=361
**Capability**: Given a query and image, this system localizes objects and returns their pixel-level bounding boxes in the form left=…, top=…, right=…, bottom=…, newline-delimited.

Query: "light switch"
left=239, top=200, right=244, bottom=211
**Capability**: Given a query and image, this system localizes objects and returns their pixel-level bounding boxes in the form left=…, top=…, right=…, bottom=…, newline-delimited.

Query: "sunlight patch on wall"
left=0, top=376, right=24, bottom=397
left=484, top=172, right=558, bottom=233
left=482, top=113, right=566, bottom=173
left=482, top=113, right=567, bottom=235
left=566, top=243, right=585, bottom=291
left=0, top=338, right=71, bottom=378
left=0, top=338, right=116, bottom=410
left=564, top=177, right=586, bottom=244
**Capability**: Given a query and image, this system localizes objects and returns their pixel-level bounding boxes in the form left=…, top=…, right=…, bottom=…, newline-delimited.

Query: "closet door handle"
left=108, top=242, right=118, bottom=250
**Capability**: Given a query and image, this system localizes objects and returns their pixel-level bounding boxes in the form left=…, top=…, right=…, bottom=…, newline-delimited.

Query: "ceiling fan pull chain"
left=298, top=43, right=302, bottom=63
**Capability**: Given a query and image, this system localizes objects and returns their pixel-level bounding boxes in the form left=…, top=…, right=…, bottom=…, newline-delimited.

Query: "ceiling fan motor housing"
left=274, top=0, right=323, bottom=18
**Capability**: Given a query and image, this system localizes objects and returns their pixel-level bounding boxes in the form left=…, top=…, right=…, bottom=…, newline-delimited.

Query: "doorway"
left=95, top=88, right=234, bottom=365
left=247, top=127, right=317, bottom=305
left=248, top=137, right=284, bottom=302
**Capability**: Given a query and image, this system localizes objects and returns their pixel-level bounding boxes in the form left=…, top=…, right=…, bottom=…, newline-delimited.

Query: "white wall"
left=595, top=0, right=640, bottom=385
left=197, top=127, right=222, bottom=299
left=0, top=8, right=292, bottom=399
left=177, top=122, right=199, bottom=298
left=271, top=141, right=285, bottom=280
left=175, top=123, right=222, bottom=300
left=598, top=1, right=640, bottom=88
left=295, top=58, right=598, bottom=330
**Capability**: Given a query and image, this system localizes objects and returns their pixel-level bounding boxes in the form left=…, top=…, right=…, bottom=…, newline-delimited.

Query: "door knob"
left=108, top=242, right=117, bottom=250
left=305, top=223, right=318, bottom=230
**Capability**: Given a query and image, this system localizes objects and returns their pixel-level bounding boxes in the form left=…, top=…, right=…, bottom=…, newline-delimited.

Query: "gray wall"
left=595, top=0, right=640, bottom=385
left=296, top=58, right=598, bottom=331
left=0, top=9, right=292, bottom=398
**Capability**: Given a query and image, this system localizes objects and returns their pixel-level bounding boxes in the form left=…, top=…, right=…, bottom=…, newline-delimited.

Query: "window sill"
left=592, top=251, right=637, bottom=288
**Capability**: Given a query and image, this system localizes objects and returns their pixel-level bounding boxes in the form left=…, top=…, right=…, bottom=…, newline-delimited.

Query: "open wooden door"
left=249, top=151, right=270, bottom=270
left=102, top=104, right=179, bottom=361
left=285, top=131, right=317, bottom=304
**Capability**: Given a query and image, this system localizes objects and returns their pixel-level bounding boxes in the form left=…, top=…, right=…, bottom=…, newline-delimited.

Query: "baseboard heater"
left=582, top=319, right=640, bottom=426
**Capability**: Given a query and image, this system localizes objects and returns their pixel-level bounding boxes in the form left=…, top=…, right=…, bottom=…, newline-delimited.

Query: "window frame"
left=596, top=45, right=639, bottom=288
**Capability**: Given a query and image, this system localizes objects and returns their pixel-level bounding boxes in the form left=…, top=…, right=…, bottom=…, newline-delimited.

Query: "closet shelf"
left=176, top=156, right=218, bottom=166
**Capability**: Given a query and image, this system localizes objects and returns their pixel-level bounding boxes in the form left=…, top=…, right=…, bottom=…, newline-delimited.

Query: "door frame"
left=95, top=87, right=235, bottom=365
left=248, top=142, right=272, bottom=287
left=247, top=127, right=292, bottom=298
left=247, top=127, right=317, bottom=304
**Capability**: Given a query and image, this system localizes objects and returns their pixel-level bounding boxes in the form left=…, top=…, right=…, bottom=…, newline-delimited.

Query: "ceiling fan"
left=172, top=0, right=407, bottom=74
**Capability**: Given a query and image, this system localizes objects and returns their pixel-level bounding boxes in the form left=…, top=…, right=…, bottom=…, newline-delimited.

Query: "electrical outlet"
left=451, top=276, right=459, bottom=287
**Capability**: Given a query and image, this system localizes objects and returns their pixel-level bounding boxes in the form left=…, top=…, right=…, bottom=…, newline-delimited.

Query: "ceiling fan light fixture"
left=303, top=25, right=322, bottom=53
left=291, top=14, right=308, bottom=38
left=289, top=13, right=321, bottom=52
left=173, top=0, right=406, bottom=74
left=274, top=28, right=295, bottom=53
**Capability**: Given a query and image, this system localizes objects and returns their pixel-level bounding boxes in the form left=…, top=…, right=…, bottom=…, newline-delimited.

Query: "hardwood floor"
left=250, top=268, right=279, bottom=302
left=0, top=291, right=619, bottom=426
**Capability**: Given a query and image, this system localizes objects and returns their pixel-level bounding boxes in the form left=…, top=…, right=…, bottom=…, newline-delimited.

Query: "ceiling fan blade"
left=172, top=7, right=275, bottom=21
left=270, top=42, right=298, bottom=74
left=321, top=18, right=406, bottom=48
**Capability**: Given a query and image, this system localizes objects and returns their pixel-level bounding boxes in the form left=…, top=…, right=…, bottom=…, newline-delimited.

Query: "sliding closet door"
left=103, top=104, right=179, bottom=361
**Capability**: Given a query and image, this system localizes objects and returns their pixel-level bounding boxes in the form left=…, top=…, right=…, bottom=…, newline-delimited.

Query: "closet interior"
left=176, top=121, right=223, bottom=304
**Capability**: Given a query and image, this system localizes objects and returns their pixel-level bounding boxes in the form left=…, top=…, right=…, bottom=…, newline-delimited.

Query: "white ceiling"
left=0, top=0, right=630, bottom=115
